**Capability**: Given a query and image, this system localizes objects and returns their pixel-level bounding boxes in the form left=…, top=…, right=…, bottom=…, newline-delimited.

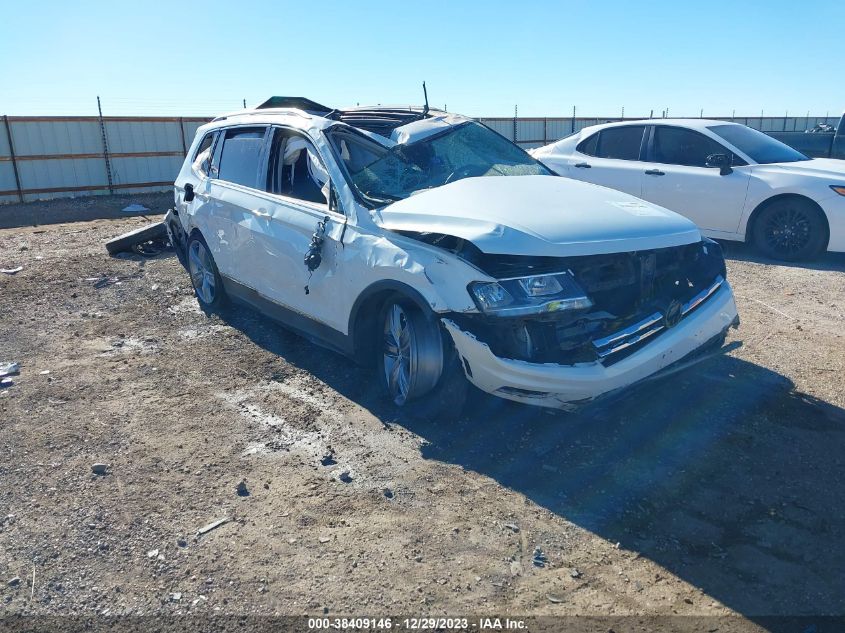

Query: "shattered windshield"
left=329, top=121, right=553, bottom=205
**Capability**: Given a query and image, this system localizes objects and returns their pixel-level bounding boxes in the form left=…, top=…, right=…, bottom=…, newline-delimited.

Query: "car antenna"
left=422, top=81, right=429, bottom=117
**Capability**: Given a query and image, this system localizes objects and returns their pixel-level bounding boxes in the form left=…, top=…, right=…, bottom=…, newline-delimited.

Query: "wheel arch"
left=348, top=280, right=440, bottom=366
left=745, top=193, right=830, bottom=249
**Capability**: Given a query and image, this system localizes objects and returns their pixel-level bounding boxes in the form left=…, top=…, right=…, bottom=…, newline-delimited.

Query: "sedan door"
left=639, top=125, right=751, bottom=234
left=563, top=125, right=647, bottom=197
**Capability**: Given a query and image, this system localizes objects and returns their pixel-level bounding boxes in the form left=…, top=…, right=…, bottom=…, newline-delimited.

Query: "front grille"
left=452, top=240, right=728, bottom=366
left=591, top=276, right=724, bottom=365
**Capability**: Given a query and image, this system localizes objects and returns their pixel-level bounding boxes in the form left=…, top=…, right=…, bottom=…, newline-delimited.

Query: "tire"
left=376, top=296, right=468, bottom=422
left=105, top=222, right=168, bottom=256
left=752, top=198, right=827, bottom=261
left=186, top=233, right=227, bottom=312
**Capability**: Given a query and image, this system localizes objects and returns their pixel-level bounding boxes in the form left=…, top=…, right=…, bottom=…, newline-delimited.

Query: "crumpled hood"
left=374, top=175, right=701, bottom=257
left=756, top=158, right=845, bottom=179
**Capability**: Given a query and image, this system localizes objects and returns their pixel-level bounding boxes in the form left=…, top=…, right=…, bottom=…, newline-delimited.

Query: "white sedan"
left=531, top=119, right=845, bottom=261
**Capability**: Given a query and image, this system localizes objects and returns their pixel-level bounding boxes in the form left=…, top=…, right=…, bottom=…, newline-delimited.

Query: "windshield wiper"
left=363, top=192, right=404, bottom=205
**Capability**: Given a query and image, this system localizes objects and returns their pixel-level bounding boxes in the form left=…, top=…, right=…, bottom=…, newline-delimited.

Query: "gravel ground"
left=0, top=217, right=843, bottom=625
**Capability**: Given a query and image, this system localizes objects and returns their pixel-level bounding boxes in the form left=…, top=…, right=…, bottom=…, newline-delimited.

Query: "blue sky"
left=0, top=0, right=840, bottom=118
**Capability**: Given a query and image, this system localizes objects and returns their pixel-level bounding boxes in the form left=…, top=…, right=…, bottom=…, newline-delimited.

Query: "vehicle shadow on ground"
left=221, top=303, right=845, bottom=618
left=720, top=240, right=845, bottom=272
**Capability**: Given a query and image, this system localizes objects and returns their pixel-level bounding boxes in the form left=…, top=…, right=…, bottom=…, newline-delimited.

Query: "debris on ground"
left=570, top=568, right=583, bottom=579
left=504, top=523, right=520, bottom=533
left=1, top=266, right=23, bottom=275
left=547, top=595, right=563, bottom=604
left=383, top=488, right=394, bottom=499
left=122, top=204, right=150, bottom=214
left=338, top=471, right=353, bottom=483
left=532, top=548, right=548, bottom=568
left=91, top=463, right=109, bottom=476
left=1, top=378, right=15, bottom=389
left=196, top=517, right=231, bottom=536
left=7, top=577, right=21, bottom=588
left=0, top=362, right=20, bottom=377
left=147, top=549, right=159, bottom=559
left=320, top=453, right=337, bottom=466
left=105, top=222, right=168, bottom=256
left=169, top=592, right=182, bottom=602
left=236, top=480, right=250, bottom=497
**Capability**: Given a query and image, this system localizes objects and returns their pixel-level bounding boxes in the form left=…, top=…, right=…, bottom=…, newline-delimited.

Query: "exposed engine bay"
left=403, top=231, right=728, bottom=366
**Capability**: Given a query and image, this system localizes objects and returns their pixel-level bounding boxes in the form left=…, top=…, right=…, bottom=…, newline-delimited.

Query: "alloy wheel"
left=188, top=240, right=217, bottom=305
left=762, top=205, right=812, bottom=258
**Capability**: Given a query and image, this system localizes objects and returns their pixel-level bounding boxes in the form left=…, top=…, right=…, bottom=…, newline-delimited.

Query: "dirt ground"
left=1, top=216, right=844, bottom=625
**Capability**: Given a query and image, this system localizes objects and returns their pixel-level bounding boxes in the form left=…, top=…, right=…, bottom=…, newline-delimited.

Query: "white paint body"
left=531, top=119, right=845, bottom=253
left=173, top=107, right=738, bottom=409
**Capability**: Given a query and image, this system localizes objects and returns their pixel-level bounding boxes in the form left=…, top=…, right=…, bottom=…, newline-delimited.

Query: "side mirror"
left=705, top=153, right=733, bottom=176
left=184, top=183, right=195, bottom=202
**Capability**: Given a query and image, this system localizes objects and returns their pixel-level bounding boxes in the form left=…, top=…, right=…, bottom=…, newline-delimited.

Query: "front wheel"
left=377, top=297, right=468, bottom=422
left=752, top=198, right=827, bottom=261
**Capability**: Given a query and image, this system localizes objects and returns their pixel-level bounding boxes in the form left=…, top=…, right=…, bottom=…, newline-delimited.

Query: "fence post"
left=2, top=115, right=24, bottom=203
left=97, top=96, right=114, bottom=194
left=513, top=105, right=518, bottom=144
left=571, top=106, right=576, bottom=133
left=543, top=117, right=547, bottom=145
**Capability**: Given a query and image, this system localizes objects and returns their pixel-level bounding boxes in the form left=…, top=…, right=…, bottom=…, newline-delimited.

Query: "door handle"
left=644, top=169, right=665, bottom=176
left=574, top=162, right=592, bottom=168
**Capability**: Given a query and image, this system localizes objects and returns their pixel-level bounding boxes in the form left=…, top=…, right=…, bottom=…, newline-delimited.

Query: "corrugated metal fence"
left=0, top=116, right=209, bottom=204
left=1, top=114, right=839, bottom=204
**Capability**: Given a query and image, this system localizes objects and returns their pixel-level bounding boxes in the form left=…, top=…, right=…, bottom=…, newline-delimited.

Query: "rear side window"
left=576, top=133, right=598, bottom=156
left=652, top=126, right=742, bottom=167
left=595, top=126, right=645, bottom=160
left=217, top=128, right=266, bottom=188
left=191, top=132, right=216, bottom=177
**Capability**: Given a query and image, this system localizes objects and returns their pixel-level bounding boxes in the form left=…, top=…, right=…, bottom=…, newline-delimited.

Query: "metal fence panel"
left=0, top=163, right=17, bottom=193
left=479, top=119, right=513, bottom=139
left=9, top=119, right=103, bottom=156
left=16, top=157, right=108, bottom=193
left=110, top=156, right=182, bottom=186
left=516, top=119, right=546, bottom=143
left=104, top=120, right=183, bottom=153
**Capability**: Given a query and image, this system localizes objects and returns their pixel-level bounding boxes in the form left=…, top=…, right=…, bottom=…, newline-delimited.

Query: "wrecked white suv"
left=167, top=97, right=739, bottom=416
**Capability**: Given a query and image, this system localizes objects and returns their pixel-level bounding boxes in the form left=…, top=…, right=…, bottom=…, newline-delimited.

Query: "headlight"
left=469, top=272, right=592, bottom=316
left=830, top=185, right=845, bottom=196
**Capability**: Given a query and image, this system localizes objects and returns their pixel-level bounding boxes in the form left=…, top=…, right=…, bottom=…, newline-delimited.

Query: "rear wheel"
left=377, top=297, right=468, bottom=422
left=186, top=234, right=227, bottom=311
left=752, top=198, right=827, bottom=261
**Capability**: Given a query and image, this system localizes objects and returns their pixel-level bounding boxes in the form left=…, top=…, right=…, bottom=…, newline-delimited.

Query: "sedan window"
left=217, top=127, right=267, bottom=188
left=652, top=126, right=744, bottom=167
left=595, top=126, right=645, bottom=160
left=708, top=124, right=809, bottom=164
left=576, top=133, right=598, bottom=156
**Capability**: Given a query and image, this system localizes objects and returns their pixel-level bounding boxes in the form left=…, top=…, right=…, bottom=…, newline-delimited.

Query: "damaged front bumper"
left=442, top=282, right=739, bottom=410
